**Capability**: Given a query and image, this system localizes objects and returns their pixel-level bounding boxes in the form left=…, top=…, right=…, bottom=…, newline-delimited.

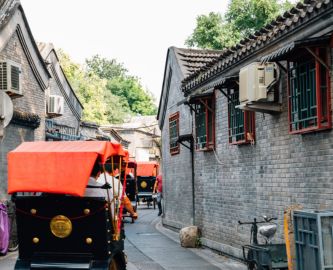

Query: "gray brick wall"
left=161, top=49, right=333, bottom=258
left=161, top=49, right=195, bottom=229
left=0, top=31, right=45, bottom=199
left=0, top=124, right=34, bottom=199
left=47, top=72, right=80, bottom=133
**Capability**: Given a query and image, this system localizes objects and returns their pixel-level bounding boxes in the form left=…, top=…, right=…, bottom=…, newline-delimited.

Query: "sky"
left=20, top=0, right=228, bottom=105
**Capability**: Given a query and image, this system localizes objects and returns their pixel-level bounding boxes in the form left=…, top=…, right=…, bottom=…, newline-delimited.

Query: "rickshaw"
left=8, top=141, right=130, bottom=270
left=121, top=161, right=138, bottom=223
left=136, top=161, right=159, bottom=209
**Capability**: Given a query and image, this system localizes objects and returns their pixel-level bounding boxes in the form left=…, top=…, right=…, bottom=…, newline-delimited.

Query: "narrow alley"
left=0, top=205, right=246, bottom=270
left=125, top=206, right=246, bottom=270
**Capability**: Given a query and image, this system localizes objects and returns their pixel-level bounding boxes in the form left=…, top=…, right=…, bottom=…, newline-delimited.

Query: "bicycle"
left=238, top=216, right=288, bottom=270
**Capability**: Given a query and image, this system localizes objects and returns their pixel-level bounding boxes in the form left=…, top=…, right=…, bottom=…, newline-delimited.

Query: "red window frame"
left=169, top=112, right=180, bottom=155
left=287, top=46, right=332, bottom=134
left=193, top=95, right=215, bottom=151
left=227, top=88, right=255, bottom=145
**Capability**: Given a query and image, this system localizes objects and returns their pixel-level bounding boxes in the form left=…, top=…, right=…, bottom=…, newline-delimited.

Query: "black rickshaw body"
left=14, top=195, right=126, bottom=270
left=135, top=162, right=159, bottom=208
left=8, top=141, right=129, bottom=270
left=137, top=176, right=156, bottom=208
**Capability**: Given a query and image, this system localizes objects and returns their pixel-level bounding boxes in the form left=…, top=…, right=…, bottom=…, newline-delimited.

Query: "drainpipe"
left=177, top=133, right=195, bottom=225
left=190, top=137, right=195, bottom=226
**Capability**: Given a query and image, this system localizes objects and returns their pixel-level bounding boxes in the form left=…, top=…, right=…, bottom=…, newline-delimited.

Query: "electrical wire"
left=212, top=147, right=224, bottom=165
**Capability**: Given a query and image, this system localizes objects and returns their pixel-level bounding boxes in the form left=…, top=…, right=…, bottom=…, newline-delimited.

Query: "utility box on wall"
left=293, top=210, right=333, bottom=270
left=237, top=62, right=282, bottom=113
left=239, top=62, right=277, bottom=104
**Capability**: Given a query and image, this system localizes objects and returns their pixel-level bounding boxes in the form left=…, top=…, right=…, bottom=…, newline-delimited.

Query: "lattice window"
left=194, top=96, right=215, bottom=150
left=169, top=112, right=179, bottom=155
left=288, top=47, right=331, bottom=134
left=228, top=89, right=255, bottom=144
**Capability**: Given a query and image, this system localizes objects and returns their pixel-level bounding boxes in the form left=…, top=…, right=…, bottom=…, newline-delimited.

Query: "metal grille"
left=0, top=62, right=8, bottom=91
left=11, top=65, right=20, bottom=91
left=294, top=210, right=333, bottom=270
left=289, top=60, right=317, bottom=131
left=228, top=90, right=245, bottom=143
left=195, top=103, right=207, bottom=149
left=194, top=97, right=214, bottom=150
left=228, top=90, right=255, bottom=144
left=169, top=116, right=178, bottom=152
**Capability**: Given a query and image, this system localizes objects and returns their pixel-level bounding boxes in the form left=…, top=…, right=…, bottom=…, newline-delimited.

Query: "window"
left=288, top=47, right=331, bottom=133
left=228, top=88, right=255, bottom=144
left=194, top=95, right=215, bottom=150
left=169, top=112, right=179, bottom=155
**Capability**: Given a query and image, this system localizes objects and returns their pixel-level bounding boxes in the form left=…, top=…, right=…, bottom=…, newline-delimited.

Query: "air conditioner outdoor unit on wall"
left=0, top=61, right=22, bottom=97
left=239, top=62, right=278, bottom=104
left=48, top=95, right=64, bottom=116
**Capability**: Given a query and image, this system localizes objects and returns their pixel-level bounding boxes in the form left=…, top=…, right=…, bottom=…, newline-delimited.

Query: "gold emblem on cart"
left=140, top=181, right=147, bottom=189
left=50, top=215, right=72, bottom=238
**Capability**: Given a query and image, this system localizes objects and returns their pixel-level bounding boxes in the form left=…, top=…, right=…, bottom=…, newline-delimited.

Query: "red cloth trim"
left=136, top=161, right=159, bottom=177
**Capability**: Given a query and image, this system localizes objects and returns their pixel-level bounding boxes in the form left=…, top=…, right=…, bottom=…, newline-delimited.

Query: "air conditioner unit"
left=48, top=95, right=64, bottom=116
left=239, top=62, right=278, bottom=104
left=0, top=61, right=22, bottom=97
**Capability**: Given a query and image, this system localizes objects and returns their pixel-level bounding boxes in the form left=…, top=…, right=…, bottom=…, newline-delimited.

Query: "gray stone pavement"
left=0, top=250, right=18, bottom=269
left=124, top=206, right=247, bottom=270
left=0, top=206, right=247, bottom=270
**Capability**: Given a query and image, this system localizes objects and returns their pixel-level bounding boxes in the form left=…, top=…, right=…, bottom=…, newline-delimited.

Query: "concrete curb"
left=154, top=218, right=247, bottom=270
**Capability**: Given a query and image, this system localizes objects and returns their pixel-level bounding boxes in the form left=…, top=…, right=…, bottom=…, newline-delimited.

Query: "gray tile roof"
left=173, top=47, right=225, bottom=78
left=181, top=0, right=333, bottom=95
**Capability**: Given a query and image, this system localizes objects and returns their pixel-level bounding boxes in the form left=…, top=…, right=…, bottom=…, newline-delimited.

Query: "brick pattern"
left=162, top=49, right=195, bottom=228
left=0, top=124, right=34, bottom=198
left=162, top=48, right=333, bottom=258
left=47, top=71, right=80, bottom=133
left=0, top=32, right=45, bottom=199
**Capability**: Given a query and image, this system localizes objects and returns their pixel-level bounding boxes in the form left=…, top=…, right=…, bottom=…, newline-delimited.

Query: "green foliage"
left=225, top=0, right=289, bottom=37
left=58, top=51, right=157, bottom=124
left=106, top=76, right=157, bottom=116
left=58, top=50, right=130, bottom=124
left=86, top=55, right=127, bottom=79
left=87, top=55, right=157, bottom=116
left=195, top=237, right=202, bottom=248
left=186, top=0, right=297, bottom=50
left=185, top=12, right=225, bottom=50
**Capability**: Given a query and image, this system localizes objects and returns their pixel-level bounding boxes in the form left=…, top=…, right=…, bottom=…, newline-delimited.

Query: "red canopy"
left=8, top=141, right=127, bottom=196
left=136, top=161, right=159, bottom=177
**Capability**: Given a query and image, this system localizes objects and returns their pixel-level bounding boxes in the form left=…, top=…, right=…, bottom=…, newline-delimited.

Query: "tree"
left=225, top=0, right=293, bottom=37
left=107, top=76, right=157, bottom=116
left=86, top=55, right=127, bottom=79
left=86, top=55, right=157, bottom=116
left=186, top=12, right=225, bottom=50
left=58, top=50, right=130, bottom=124
left=186, top=0, right=296, bottom=50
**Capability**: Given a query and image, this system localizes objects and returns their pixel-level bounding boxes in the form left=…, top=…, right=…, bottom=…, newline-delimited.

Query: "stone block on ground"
left=179, top=226, right=199, bottom=248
